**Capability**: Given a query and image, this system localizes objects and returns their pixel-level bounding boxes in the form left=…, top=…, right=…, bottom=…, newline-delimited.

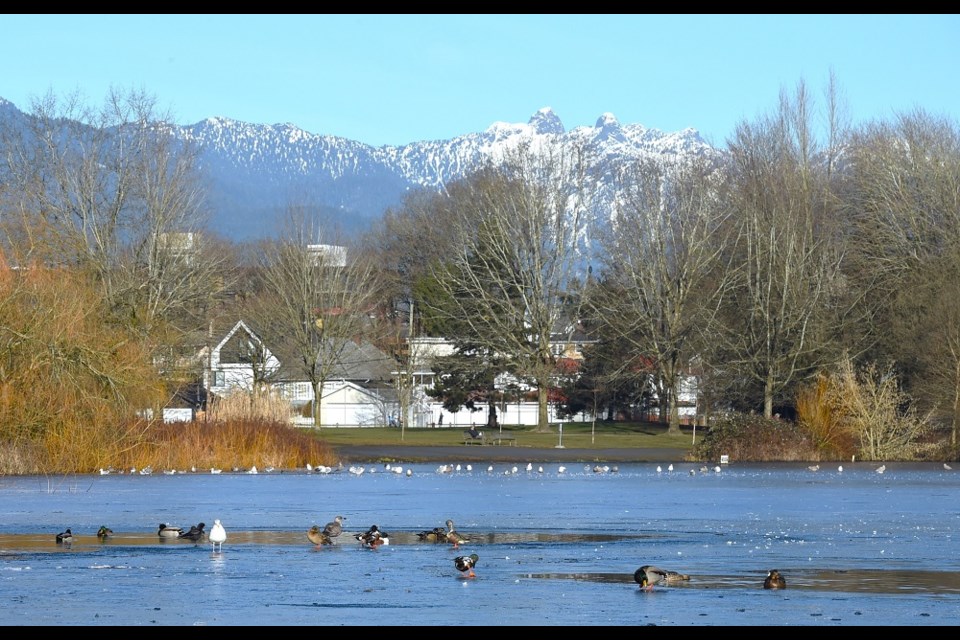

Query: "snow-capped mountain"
left=0, top=99, right=720, bottom=241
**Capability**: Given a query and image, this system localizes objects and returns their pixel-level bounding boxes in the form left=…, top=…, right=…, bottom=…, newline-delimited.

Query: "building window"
left=214, top=371, right=226, bottom=387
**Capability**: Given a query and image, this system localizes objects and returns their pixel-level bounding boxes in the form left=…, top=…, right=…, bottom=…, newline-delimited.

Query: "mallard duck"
left=97, top=525, right=113, bottom=540
left=209, top=519, right=226, bottom=552
left=634, top=565, right=688, bottom=590
left=322, top=515, right=345, bottom=540
left=158, top=523, right=182, bottom=538
left=454, top=553, right=479, bottom=578
left=308, top=524, right=333, bottom=547
left=444, top=519, right=468, bottom=548
left=763, top=569, right=786, bottom=589
left=355, top=524, right=389, bottom=548
left=417, top=525, right=448, bottom=542
left=177, top=522, right=206, bottom=541
left=55, top=528, right=73, bottom=545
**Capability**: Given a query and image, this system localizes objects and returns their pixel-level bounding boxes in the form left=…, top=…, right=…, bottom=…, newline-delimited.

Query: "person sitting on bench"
left=467, top=428, right=483, bottom=439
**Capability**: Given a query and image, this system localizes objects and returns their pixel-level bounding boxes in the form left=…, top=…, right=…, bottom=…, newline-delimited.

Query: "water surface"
left=1, top=461, right=958, bottom=625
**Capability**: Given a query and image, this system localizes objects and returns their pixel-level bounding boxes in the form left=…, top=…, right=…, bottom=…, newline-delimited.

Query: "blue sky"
left=2, top=14, right=958, bottom=148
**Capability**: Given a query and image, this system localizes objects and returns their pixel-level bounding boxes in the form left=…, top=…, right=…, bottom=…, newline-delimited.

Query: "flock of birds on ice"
left=68, top=459, right=953, bottom=589
left=53, top=514, right=789, bottom=589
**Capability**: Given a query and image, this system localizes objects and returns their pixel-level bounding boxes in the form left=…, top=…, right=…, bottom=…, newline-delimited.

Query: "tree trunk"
left=667, top=378, right=681, bottom=435
left=313, top=380, right=323, bottom=428
left=536, top=386, right=550, bottom=432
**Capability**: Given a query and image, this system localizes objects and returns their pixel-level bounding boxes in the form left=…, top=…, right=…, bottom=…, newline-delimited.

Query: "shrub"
left=691, top=412, right=817, bottom=462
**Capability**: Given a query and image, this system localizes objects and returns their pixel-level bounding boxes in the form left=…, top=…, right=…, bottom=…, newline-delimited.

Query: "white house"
left=200, top=320, right=398, bottom=428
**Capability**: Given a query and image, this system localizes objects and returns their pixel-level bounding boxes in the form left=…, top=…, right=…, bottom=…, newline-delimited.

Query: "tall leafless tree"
left=718, top=78, right=852, bottom=417
left=252, top=208, right=381, bottom=428
left=589, top=154, right=734, bottom=434
left=418, top=142, right=593, bottom=431
left=0, top=87, right=230, bottom=364
left=842, top=109, right=960, bottom=444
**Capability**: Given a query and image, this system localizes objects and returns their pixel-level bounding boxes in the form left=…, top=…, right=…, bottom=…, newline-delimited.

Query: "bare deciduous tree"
left=252, top=208, right=381, bottom=428
left=419, top=142, right=593, bottom=431
left=842, top=109, right=960, bottom=444
left=718, top=78, right=851, bottom=417
left=589, top=154, right=733, bottom=434
left=0, top=87, right=230, bottom=366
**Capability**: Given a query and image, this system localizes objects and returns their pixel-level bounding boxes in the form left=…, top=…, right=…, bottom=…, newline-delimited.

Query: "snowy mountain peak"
left=0, top=96, right=720, bottom=241
left=528, top=107, right=565, bottom=135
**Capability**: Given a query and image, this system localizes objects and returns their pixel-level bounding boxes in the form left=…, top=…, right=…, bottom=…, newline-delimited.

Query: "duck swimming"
left=764, top=569, right=786, bottom=589
left=97, top=526, right=113, bottom=540
left=55, top=528, right=73, bottom=545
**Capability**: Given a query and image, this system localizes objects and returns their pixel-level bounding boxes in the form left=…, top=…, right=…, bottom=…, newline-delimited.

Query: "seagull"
left=808, top=465, right=820, bottom=472
left=454, top=553, right=479, bottom=578
left=158, top=523, right=183, bottom=538
left=656, top=466, right=662, bottom=473
left=55, top=528, right=73, bottom=545
left=763, top=569, right=787, bottom=589
left=210, top=468, right=222, bottom=474
left=487, top=465, right=494, bottom=473
left=322, top=515, right=345, bottom=541
left=668, top=464, right=674, bottom=472
left=526, top=463, right=533, bottom=472
left=557, top=466, right=566, bottom=474
left=209, top=519, right=226, bottom=553
left=178, top=522, right=206, bottom=542
left=945, top=463, right=953, bottom=471
left=876, top=465, right=886, bottom=474
left=308, top=525, right=332, bottom=547
left=838, top=465, right=843, bottom=473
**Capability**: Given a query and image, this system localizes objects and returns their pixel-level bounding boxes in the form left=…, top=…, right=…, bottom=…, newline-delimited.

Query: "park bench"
left=463, top=429, right=486, bottom=445
left=490, top=434, right=517, bottom=446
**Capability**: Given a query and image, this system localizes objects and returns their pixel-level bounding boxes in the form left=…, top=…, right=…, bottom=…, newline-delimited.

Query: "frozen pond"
left=1, top=461, right=959, bottom=625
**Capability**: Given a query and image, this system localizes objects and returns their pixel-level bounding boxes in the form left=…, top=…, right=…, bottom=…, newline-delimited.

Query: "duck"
left=417, top=525, right=449, bottom=542
left=55, top=528, right=73, bottom=545
left=308, top=524, right=333, bottom=547
left=634, top=565, right=688, bottom=591
left=355, top=524, right=389, bottom=548
left=444, top=519, right=468, bottom=548
left=209, top=519, right=226, bottom=552
left=322, top=515, right=345, bottom=541
left=178, top=522, right=206, bottom=541
left=454, top=553, right=479, bottom=578
left=764, top=569, right=786, bottom=590
left=97, top=525, right=113, bottom=540
left=158, top=523, right=183, bottom=538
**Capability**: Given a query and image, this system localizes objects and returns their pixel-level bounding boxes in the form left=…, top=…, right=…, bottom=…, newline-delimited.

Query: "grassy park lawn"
left=311, top=420, right=698, bottom=452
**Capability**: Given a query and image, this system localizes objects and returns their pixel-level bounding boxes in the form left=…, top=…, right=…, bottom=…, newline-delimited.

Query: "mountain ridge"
left=0, top=98, right=721, bottom=241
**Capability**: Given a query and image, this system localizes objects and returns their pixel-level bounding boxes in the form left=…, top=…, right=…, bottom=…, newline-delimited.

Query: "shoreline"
left=334, top=444, right=692, bottom=464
